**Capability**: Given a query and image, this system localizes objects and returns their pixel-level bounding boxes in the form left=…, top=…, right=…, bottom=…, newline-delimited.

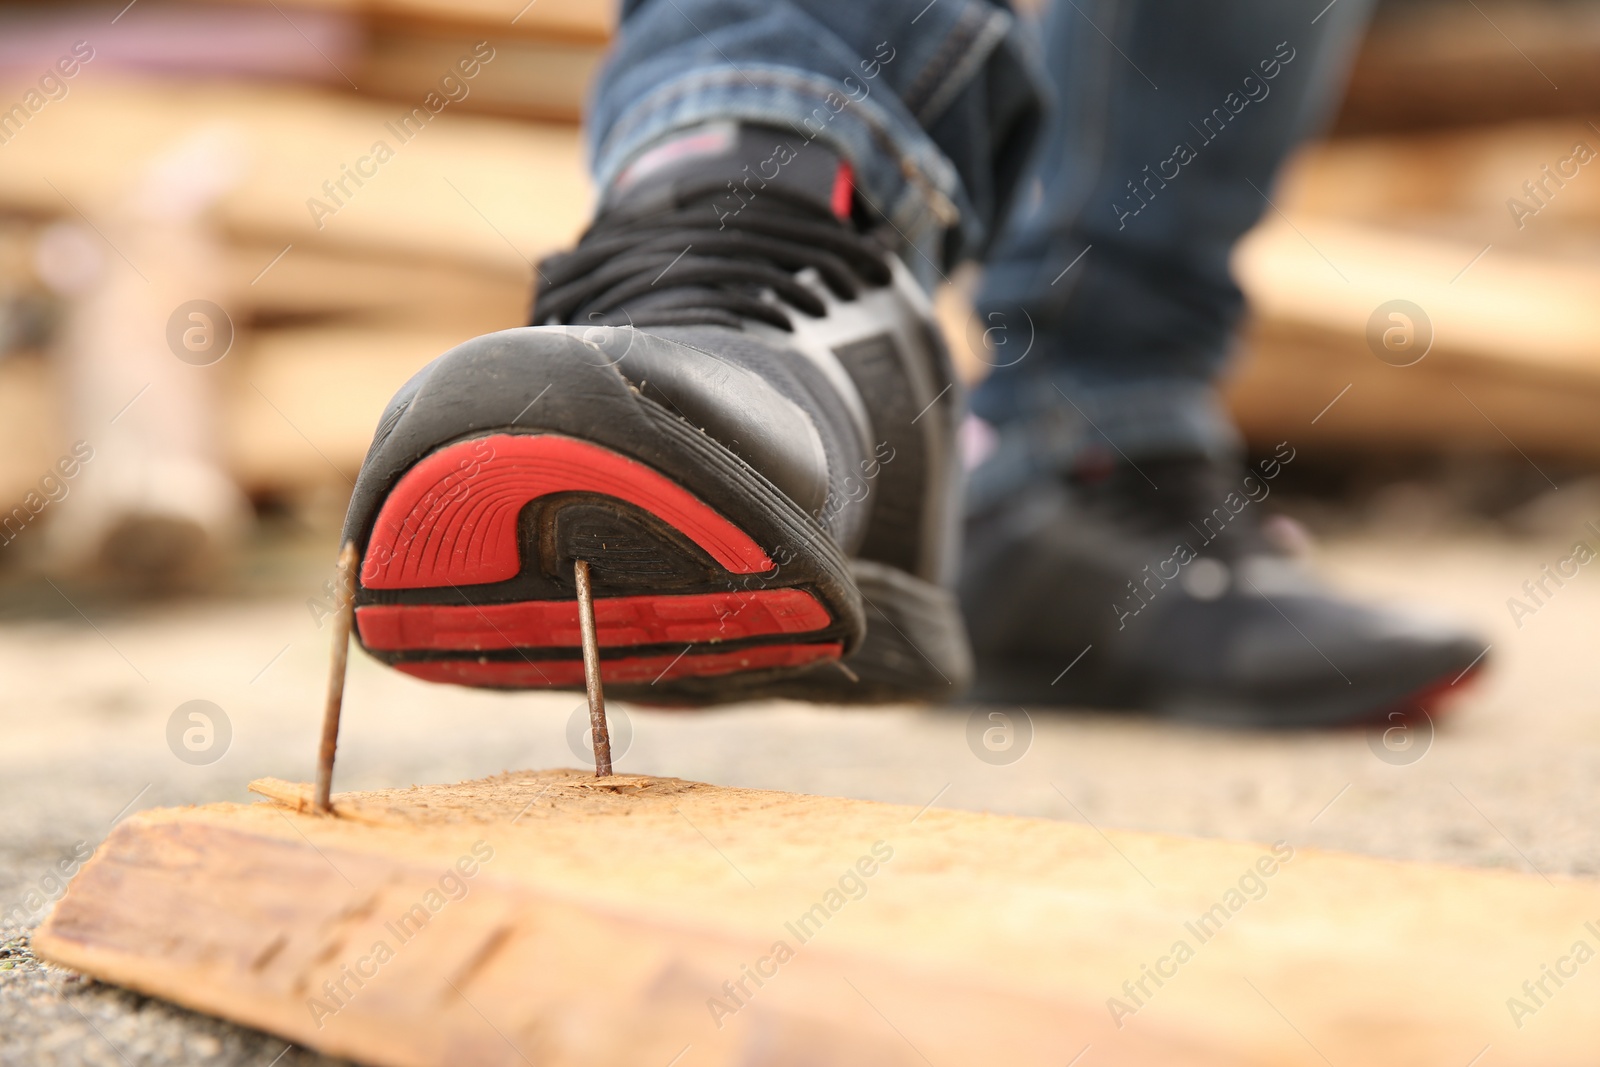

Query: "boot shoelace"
left=532, top=181, right=892, bottom=332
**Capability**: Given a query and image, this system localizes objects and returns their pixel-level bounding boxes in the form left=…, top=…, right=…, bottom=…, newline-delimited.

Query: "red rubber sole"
left=396, top=642, right=844, bottom=688
left=359, top=434, right=839, bottom=687
left=356, top=588, right=829, bottom=651
left=362, top=434, right=774, bottom=589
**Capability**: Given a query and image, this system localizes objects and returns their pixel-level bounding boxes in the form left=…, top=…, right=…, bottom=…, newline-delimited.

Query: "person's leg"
left=341, top=1, right=1047, bottom=704
left=591, top=0, right=1043, bottom=283
left=959, top=0, right=1489, bottom=725
left=970, top=0, right=1374, bottom=487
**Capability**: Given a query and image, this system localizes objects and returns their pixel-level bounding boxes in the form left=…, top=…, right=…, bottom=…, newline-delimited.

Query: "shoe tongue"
left=605, top=122, right=853, bottom=223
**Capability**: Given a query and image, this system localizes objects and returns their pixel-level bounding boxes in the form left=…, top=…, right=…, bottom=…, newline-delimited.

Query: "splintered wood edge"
left=248, top=777, right=315, bottom=812
left=245, top=776, right=389, bottom=825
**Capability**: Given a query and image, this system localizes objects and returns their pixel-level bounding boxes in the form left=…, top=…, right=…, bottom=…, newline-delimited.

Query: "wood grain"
left=33, top=769, right=1600, bottom=1066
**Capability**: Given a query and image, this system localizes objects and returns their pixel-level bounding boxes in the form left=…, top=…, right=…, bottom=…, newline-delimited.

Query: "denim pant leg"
left=970, top=0, right=1374, bottom=483
left=590, top=0, right=1046, bottom=286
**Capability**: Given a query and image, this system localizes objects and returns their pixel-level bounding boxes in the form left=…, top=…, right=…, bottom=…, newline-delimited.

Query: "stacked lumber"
left=6, top=58, right=1600, bottom=507
left=193, top=0, right=1600, bottom=134
left=1278, top=119, right=1600, bottom=239
left=1222, top=116, right=1600, bottom=461
left=0, top=80, right=588, bottom=274
left=194, top=0, right=614, bottom=121
left=0, top=78, right=588, bottom=502
left=1228, top=216, right=1600, bottom=459
left=937, top=117, right=1600, bottom=464
left=206, top=0, right=614, bottom=41
left=33, top=770, right=1600, bottom=1066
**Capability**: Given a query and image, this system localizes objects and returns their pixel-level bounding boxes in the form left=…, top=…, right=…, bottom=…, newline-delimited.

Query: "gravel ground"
left=3, top=525, right=1598, bottom=1065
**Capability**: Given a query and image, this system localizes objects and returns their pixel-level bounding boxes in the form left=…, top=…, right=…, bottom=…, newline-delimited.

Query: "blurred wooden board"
left=226, top=325, right=494, bottom=488
left=0, top=78, right=570, bottom=496
left=1226, top=216, right=1600, bottom=459
left=0, top=355, right=62, bottom=507
left=32, top=769, right=1600, bottom=1066
left=1230, top=311, right=1600, bottom=461
left=196, top=0, right=1600, bottom=132
left=1283, top=118, right=1600, bottom=241
left=934, top=210, right=1600, bottom=463
left=935, top=120, right=1600, bottom=462
left=227, top=241, right=527, bottom=323
left=1340, top=1, right=1600, bottom=133
left=0, top=78, right=590, bottom=275
left=7, top=77, right=1600, bottom=495
left=362, top=28, right=603, bottom=122
left=196, top=0, right=614, bottom=43
left=1239, top=216, right=1600, bottom=384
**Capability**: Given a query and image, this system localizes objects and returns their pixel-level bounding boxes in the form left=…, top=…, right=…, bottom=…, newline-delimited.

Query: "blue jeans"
left=591, top=0, right=1373, bottom=481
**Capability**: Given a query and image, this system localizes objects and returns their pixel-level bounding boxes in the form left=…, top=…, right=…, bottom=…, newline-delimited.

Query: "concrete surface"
left=2, top=526, right=1597, bottom=1065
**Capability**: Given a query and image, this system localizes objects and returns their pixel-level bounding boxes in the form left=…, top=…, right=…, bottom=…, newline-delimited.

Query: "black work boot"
left=959, top=440, right=1488, bottom=727
left=341, top=124, right=970, bottom=703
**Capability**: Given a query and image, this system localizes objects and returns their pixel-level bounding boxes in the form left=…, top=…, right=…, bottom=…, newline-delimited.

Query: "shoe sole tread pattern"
left=344, top=328, right=869, bottom=703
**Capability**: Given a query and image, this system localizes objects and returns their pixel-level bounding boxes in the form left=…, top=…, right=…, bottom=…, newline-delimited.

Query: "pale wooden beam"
left=32, top=769, right=1600, bottom=1066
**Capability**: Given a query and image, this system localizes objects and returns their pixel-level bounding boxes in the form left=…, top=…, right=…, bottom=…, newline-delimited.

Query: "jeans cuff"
left=590, top=64, right=968, bottom=288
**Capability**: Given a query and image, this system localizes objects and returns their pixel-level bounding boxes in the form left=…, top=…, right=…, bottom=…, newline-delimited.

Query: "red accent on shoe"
left=362, top=434, right=774, bottom=589
left=356, top=588, right=830, bottom=652
left=395, top=641, right=844, bottom=688
left=1361, top=663, right=1484, bottom=728
left=1412, top=663, right=1483, bottom=718
left=830, top=161, right=854, bottom=220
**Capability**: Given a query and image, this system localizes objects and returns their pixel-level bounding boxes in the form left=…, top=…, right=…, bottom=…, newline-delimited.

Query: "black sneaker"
left=340, top=124, right=970, bottom=704
left=959, top=446, right=1488, bottom=727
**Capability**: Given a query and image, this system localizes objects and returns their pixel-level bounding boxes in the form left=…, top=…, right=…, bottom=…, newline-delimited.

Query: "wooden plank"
left=180, top=0, right=610, bottom=120
left=935, top=212, right=1600, bottom=462
left=1227, top=125, right=1600, bottom=458
left=33, top=770, right=1600, bottom=1066
left=1235, top=217, right=1600, bottom=385
left=1227, top=314, right=1600, bottom=460
left=361, top=29, right=603, bottom=123
left=0, top=79, right=591, bottom=273
left=362, top=0, right=613, bottom=41
left=1282, top=119, right=1600, bottom=238
left=1224, top=215, right=1600, bottom=460
left=226, top=325, right=490, bottom=489
left=1339, top=2, right=1600, bottom=133
left=12, top=79, right=1600, bottom=477
left=0, top=355, right=64, bottom=509
left=225, top=241, right=527, bottom=321
left=193, top=0, right=616, bottom=43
